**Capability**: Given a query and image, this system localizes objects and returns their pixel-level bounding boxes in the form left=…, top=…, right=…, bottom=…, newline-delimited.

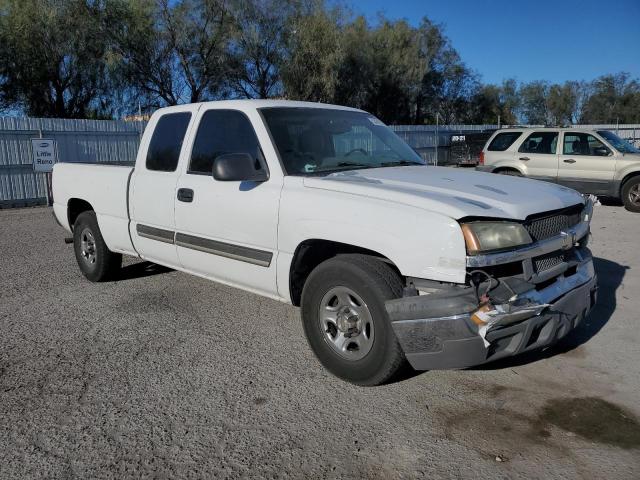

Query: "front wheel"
left=73, top=211, right=122, bottom=281
left=622, top=177, right=640, bottom=212
left=301, top=254, right=407, bottom=386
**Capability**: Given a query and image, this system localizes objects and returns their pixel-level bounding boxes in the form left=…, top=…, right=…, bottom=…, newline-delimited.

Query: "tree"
left=338, top=17, right=424, bottom=124
left=412, top=18, right=478, bottom=125
left=518, top=80, right=549, bottom=124
left=280, top=4, right=344, bottom=103
left=334, top=16, right=477, bottom=125
left=0, top=0, right=116, bottom=118
left=106, top=0, right=235, bottom=109
left=580, top=73, right=640, bottom=124
left=547, top=81, right=585, bottom=125
left=227, top=0, right=299, bottom=99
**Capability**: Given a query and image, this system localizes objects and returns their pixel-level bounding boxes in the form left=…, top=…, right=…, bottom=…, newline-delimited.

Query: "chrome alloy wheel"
left=79, top=228, right=97, bottom=265
left=629, top=184, right=640, bottom=207
left=318, top=286, right=374, bottom=361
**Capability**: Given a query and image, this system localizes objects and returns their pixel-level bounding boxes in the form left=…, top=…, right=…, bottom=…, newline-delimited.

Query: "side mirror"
left=212, top=153, right=268, bottom=182
left=594, top=147, right=610, bottom=156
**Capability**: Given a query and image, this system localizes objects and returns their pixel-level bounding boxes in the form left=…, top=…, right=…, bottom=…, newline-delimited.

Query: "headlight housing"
left=460, top=221, right=532, bottom=255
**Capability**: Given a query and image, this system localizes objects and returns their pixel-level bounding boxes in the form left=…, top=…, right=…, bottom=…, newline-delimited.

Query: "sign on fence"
left=31, top=139, right=57, bottom=172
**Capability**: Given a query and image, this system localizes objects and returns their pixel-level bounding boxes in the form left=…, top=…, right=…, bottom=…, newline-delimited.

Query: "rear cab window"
left=146, top=112, right=192, bottom=172
left=519, top=131, right=559, bottom=154
left=487, top=131, right=523, bottom=151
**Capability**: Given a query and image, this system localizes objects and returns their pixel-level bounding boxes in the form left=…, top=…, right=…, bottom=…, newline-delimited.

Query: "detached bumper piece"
left=386, top=248, right=597, bottom=371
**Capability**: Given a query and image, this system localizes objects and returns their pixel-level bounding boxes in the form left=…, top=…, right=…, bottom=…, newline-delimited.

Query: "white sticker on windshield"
left=367, top=116, right=385, bottom=126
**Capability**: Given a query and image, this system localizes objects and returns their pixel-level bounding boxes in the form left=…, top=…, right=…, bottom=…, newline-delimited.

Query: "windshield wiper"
left=379, top=160, right=424, bottom=167
left=335, top=162, right=371, bottom=168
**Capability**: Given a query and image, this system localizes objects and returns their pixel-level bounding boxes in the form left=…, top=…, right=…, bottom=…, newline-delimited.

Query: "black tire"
left=496, top=169, right=522, bottom=176
left=301, top=254, right=406, bottom=386
left=621, top=177, right=640, bottom=213
left=73, top=211, right=122, bottom=282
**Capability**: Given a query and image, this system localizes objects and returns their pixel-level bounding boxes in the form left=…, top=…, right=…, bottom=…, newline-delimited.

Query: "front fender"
left=278, top=181, right=467, bottom=284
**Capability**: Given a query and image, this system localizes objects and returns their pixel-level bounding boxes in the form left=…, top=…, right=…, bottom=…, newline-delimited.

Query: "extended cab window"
left=189, top=110, right=261, bottom=175
left=519, top=131, right=558, bottom=154
left=146, top=112, right=191, bottom=172
left=487, top=132, right=522, bottom=151
left=563, top=133, right=610, bottom=156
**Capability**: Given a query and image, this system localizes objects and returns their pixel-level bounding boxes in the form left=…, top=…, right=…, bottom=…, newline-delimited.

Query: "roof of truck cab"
left=155, top=99, right=366, bottom=114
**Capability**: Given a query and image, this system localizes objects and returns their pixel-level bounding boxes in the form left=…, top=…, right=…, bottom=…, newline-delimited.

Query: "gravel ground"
left=1, top=205, right=639, bottom=479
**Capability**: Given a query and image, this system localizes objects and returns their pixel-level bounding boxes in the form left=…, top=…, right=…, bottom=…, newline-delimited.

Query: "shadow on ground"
left=111, top=261, right=173, bottom=281
left=598, top=196, right=624, bottom=207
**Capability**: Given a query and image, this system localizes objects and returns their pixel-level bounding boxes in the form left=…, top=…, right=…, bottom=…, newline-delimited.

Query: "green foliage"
left=280, top=3, right=344, bottom=103
left=0, top=0, right=116, bottom=118
left=580, top=73, right=640, bottom=124
left=227, top=0, right=298, bottom=99
left=519, top=80, right=549, bottom=125
left=0, top=0, right=638, bottom=122
left=105, top=0, right=235, bottom=106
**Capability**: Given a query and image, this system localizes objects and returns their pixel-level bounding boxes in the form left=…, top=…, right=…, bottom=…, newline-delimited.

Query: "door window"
left=518, top=132, right=558, bottom=154
left=563, top=133, right=611, bottom=156
left=487, top=132, right=523, bottom=151
left=146, top=112, right=192, bottom=172
left=189, top=110, right=262, bottom=175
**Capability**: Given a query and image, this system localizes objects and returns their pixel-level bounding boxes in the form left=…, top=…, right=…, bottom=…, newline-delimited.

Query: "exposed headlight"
left=460, top=222, right=532, bottom=255
left=582, top=195, right=595, bottom=222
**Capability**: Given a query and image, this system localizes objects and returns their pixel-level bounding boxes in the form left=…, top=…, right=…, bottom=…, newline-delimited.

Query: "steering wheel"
left=345, top=148, right=369, bottom=157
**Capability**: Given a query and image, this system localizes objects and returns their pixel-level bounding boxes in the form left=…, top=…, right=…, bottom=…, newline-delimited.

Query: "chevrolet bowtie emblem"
left=560, top=231, right=576, bottom=250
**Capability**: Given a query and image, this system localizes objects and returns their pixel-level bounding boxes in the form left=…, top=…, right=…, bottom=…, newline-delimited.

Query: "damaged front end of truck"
left=387, top=197, right=598, bottom=370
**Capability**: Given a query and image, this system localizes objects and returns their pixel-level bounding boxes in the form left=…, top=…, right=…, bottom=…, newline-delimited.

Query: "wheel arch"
left=619, top=170, right=640, bottom=197
left=493, top=166, right=523, bottom=175
left=67, top=198, right=94, bottom=230
left=288, top=239, right=401, bottom=306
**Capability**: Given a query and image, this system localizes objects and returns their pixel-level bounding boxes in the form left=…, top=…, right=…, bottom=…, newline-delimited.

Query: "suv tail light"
left=479, top=151, right=485, bottom=165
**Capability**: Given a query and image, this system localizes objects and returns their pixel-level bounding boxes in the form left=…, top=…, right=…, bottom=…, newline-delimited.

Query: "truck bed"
left=52, top=163, right=137, bottom=256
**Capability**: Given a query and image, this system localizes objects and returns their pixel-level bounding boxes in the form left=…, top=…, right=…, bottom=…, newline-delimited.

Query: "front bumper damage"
left=386, top=201, right=598, bottom=370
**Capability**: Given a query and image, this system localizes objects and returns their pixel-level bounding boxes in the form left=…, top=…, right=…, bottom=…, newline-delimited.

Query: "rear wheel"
left=73, top=211, right=122, bottom=281
left=622, top=177, right=640, bottom=212
left=301, top=254, right=406, bottom=386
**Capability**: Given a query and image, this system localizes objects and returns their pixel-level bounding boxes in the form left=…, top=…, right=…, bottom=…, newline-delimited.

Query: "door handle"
left=519, top=157, right=530, bottom=161
left=177, top=188, right=194, bottom=203
left=563, top=159, right=576, bottom=164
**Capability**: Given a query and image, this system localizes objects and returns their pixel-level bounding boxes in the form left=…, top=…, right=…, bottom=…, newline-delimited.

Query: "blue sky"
left=344, top=0, right=640, bottom=85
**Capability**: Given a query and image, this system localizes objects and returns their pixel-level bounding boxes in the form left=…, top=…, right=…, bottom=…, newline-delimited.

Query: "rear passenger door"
left=129, top=108, right=194, bottom=267
left=516, top=131, right=559, bottom=183
left=557, top=131, right=616, bottom=194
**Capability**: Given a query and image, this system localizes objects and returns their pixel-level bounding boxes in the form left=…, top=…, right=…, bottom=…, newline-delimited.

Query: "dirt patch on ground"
left=442, top=382, right=640, bottom=462
left=537, top=397, right=640, bottom=449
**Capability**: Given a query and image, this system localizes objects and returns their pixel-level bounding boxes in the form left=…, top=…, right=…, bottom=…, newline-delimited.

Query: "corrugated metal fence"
left=0, top=117, right=144, bottom=208
left=1, top=116, right=639, bottom=208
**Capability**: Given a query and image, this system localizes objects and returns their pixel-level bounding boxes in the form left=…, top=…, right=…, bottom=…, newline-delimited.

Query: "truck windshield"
left=260, top=108, right=425, bottom=175
left=597, top=130, right=640, bottom=154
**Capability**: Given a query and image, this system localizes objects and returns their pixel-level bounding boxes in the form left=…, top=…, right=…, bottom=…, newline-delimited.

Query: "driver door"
left=557, top=131, right=617, bottom=194
left=174, top=108, right=282, bottom=297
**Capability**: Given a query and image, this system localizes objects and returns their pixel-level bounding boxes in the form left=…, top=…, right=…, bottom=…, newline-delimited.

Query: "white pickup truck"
left=53, top=100, right=598, bottom=385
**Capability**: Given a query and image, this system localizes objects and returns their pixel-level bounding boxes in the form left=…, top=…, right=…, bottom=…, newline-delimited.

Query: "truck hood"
left=303, top=166, right=585, bottom=220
